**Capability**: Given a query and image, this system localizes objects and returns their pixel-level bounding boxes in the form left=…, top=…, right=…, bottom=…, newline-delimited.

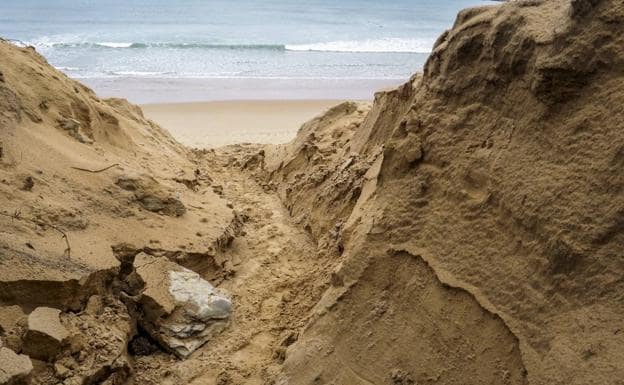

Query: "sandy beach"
left=2, top=1, right=623, bottom=384
left=142, top=100, right=345, bottom=148
left=83, top=77, right=405, bottom=104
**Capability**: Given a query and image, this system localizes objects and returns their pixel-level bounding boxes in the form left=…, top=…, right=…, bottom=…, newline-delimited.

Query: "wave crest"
left=285, top=38, right=432, bottom=53
left=30, top=38, right=431, bottom=53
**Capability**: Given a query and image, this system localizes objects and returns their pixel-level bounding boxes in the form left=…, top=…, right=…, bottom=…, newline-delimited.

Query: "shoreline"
left=141, top=99, right=348, bottom=148
left=81, top=76, right=405, bottom=104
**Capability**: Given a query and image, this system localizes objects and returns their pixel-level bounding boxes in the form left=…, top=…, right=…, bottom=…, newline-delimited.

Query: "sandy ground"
left=142, top=100, right=345, bottom=148
left=83, top=77, right=403, bottom=104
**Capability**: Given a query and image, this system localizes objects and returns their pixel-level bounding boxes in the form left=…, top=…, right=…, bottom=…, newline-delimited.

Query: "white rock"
left=133, top=253, right=232, bottom=358
left=168, top=270, right=232, bottom=320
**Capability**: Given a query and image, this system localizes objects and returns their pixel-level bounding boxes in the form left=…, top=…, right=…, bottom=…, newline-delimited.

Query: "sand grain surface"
left=1, top=0, right=624, bottom=384
left=142, top=100, right=345, bottom=148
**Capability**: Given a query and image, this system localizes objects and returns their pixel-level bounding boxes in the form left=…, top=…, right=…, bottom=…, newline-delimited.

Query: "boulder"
left=132, top=253, right=231, bottom=358
left=22, top=307, right=69, bottom=361
left=0, top=347, right=33, bottom=385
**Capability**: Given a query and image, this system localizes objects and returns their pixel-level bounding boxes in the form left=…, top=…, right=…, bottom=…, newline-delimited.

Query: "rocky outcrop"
left=130, top=253, right=232, bottom=358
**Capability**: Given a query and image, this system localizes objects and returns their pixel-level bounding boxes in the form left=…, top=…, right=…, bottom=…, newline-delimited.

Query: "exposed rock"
left=22, top=307, right=69, bottom=361
left=132, top=253, right=232, bottom=358
left=0, top=347, right=33, bottom=385
left=84, top=295, right=103, bottom=316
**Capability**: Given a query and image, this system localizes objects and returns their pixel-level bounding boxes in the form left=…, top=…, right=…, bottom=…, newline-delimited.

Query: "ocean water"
left=1, top=0, right=488, bottom=102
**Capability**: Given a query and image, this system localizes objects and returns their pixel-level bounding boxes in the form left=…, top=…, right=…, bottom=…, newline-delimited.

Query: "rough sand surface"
left=249, top=1, right=624, bottom=384
left=142, top=100, right=345, bottom=148
left=131, top=146, right=334, bottom=384
left=1, top=0, right=624, bottom=384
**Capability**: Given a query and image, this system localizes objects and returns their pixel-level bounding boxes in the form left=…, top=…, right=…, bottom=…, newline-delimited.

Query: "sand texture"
left=141, top=100, right=345, bottom=148
left=1, top=0, right=623, bottom=384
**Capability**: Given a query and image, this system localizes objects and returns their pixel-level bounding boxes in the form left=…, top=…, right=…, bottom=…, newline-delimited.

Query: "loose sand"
left=2, top=0, right=624, bottom=384
left=141, top=100, right=346, bottom=148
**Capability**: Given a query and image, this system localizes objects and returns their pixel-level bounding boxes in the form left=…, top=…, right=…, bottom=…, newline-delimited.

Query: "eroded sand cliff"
left=1, top=0, right=623, bottom=384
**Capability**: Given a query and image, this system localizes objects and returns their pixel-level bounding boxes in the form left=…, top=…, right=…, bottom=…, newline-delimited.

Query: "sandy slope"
left=129, top=146, right=336, bottom=385
left=0, top=42, right=238, bottom=286
left=243, top=1, right=624, bottom=384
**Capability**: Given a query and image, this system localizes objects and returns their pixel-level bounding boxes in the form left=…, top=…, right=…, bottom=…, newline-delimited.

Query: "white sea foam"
left=96, top=42, right=134, bottom=48
left=285, top=38, right=432, bottom=53
left=107, top=70, right=176, bottom=77
left=54, top=66, right=81, bottom=71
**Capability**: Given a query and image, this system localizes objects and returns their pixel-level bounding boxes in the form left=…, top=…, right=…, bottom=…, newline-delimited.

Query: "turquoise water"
left=1, top=0, right=489, bottom=101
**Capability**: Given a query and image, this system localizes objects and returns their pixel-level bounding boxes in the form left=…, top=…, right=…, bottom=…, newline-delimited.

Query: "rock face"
left=132, top=253, right=232, bottom=358
left=0, top=347, right=33, bottom=385
left=22, top=307, right=69, bottom=361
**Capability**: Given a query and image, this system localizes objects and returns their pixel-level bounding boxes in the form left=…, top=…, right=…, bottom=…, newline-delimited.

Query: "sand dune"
left=1, top=0, right=623, bottom=384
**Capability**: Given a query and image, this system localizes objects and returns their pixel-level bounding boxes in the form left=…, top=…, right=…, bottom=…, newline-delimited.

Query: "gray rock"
left=132, top=253, right=231, bottom=358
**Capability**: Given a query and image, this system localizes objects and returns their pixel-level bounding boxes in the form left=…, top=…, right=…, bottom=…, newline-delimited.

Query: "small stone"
left=77, top=350, right=88, bottom=363
left=0, top=347, right=33, bottom=385
left=390, top=368, right=414, bottom=385
left=0, top=305, right=26, bottom=334
left=54, top=363, right=70, bottom=379
left=22, top=307, right=69, bottom=361
left=68, top=334, right=86, bottom=355
left=62, top=377, right=82, bottom=385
